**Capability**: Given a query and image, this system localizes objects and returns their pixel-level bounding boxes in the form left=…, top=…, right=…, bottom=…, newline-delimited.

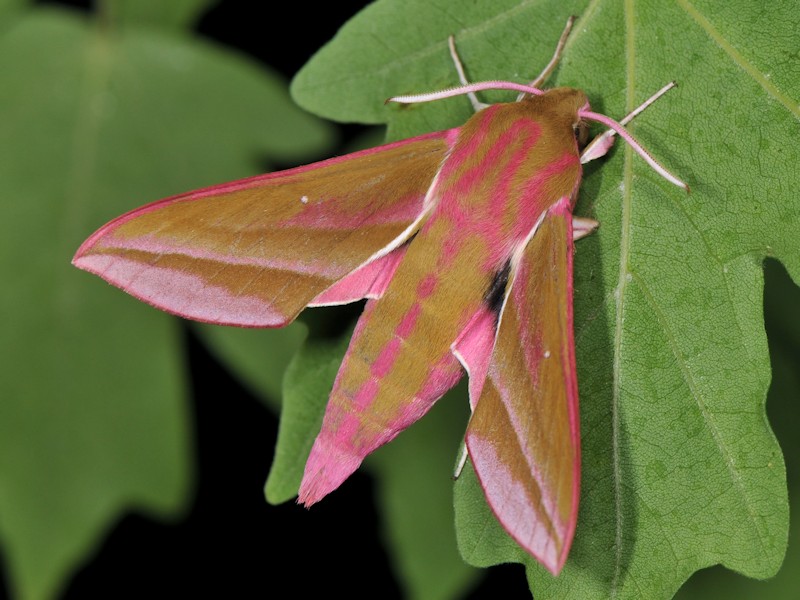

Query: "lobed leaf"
left=0, top=5, right=330, bottom=599
left=291, top=0, right=799, bottom=597
left=675, top=262, right=800, bottom=598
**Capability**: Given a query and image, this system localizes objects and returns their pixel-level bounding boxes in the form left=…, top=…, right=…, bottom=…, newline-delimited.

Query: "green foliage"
left=104, top=0, right=218, bottom=30
left=676, top=262, right=800, bottom=600
left=265, top=333, right=348, bottom=503
left=0, top=0, right=24, bottom=21
left=2, top=0, right=797, bottom=598
left=0, top=2, right=330, bottom=599
left=290, top=0, right=799, bottom=598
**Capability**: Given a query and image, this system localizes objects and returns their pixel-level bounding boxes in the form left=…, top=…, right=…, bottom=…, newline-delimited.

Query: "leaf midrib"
left=611, top=1, right=775, bottom=594
left=608, top=1, right=639, bottom=595
left=63, top=21, right=113, bottom=248
left=56, top=15, right=115, bottom=324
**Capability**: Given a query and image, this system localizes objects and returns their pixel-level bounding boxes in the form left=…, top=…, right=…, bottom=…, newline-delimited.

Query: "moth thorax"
left=512, top=87, right=588, bottom=152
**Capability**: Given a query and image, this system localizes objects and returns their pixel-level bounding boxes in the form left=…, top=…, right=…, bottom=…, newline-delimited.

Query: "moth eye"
left=573, top=122, right=590, bottom=149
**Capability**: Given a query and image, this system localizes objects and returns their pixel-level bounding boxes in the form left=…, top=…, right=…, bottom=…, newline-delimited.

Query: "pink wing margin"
left=73, top=131, right=453, bottom=327
left=459, top=199, right=580, bottom=575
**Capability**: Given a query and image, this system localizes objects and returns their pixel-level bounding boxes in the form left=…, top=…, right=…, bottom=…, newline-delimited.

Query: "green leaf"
left=0, top=0, right=25, bottom=21
left=292, top=0, right=798, bottom=597
left=674, top=261, right=800, bottom=598
left=0, top=5, right=331, bottom=599
left=265, top=333, right=350, bottom=504
left=292, top=0, right=593, bottom=137
left=105, top=0, right=217, bottom=30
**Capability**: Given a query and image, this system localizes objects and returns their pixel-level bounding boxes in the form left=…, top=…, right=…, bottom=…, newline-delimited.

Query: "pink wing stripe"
left=73, top=131, right=451, bottom=257
left=298, top=352, right=462, bottom=505
left=451, top=306, right=498, bottom=410
left=298, top=299, right=464, bottom=505
left=82, top=234, right=357, bottom=279
left=466, top=438, right=561, bottom=567
left=310, top=245, right=408, bottom=305
left=83, top=193, right=422, bottom=277
left=75, top=253, right=287, bottom=326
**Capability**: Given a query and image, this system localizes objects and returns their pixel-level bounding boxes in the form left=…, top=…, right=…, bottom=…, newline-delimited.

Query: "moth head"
left=573, top=120, right=590, bottom=149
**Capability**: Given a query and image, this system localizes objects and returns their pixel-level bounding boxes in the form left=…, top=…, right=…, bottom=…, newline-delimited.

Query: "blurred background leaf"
left=0, top=1, right=331, bottom=598
left=104, top=0, right=216, bottom=31
left=0, top=0, right=24, bottom=21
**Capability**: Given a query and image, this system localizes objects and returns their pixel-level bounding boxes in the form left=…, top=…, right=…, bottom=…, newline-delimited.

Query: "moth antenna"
left=618, top=81, right=676, bottom=126
left=581, top=82, right=677, bottom=162
left=579, top=109, right=689, bottom=191
left=392, top=17, right=576, bottom=107
left=388, top=80, right=543, bottom=105
left=520, top=15, right=577, bottom=98
left=448, top=36, right=488, bottom=112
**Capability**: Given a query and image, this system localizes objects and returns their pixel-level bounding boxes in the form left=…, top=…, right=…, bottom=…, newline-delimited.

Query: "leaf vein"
left=676, top=0, right=799, bottom=118
left=627, top=269, right=770, bottom=555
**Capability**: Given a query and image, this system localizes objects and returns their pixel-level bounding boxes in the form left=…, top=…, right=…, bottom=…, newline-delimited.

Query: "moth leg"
left=572, top=217, right=599, bottom=241
left=526, top=15, right=576, bottom=90
left=581, top=81, right=677, bottom=164
left=453, top=443, right=469, bottom=479
left=447, top=36, right=488, bottom=112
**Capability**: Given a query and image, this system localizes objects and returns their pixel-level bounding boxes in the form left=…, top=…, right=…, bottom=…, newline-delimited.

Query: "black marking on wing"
left=484, top=261, right=511, bottom=318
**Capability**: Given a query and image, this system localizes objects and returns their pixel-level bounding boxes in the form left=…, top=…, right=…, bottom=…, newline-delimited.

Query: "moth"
left=73, top=18, right=687, bottom=574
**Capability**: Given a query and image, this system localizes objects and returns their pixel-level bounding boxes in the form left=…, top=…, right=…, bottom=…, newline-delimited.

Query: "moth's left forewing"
left=465, top=200, right=580, bottom=575
left=73, top=133, right=451, bottom=327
